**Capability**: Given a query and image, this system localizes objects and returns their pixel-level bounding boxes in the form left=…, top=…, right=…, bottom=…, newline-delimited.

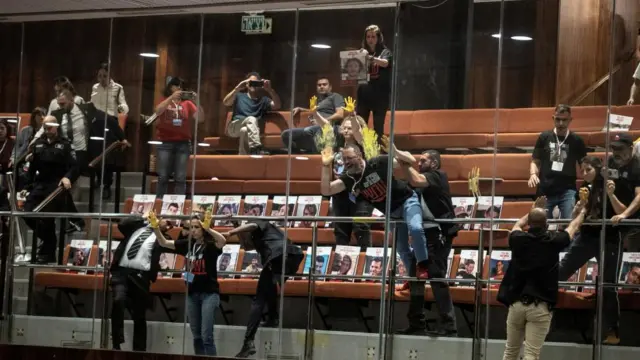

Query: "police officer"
left=22, top=116, right=79, bottom=264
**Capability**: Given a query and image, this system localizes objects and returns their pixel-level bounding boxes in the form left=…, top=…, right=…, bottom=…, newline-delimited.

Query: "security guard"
left=22, top=115, right=79, bottom=264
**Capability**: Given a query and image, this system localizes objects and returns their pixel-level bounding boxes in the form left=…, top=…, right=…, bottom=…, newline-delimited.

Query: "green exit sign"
left=241, top=15, right=272, bottom=34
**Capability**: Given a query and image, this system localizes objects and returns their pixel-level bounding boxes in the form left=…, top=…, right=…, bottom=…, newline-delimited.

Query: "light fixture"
left=140, top=53, right=159, bottom=58
left=250, top=155, right=263, bottom=159
left=5, top=118, right=17, bottom=124
left=295, top=156, right=309, bottom=160
left=311, top=44, right=331, bottom=49
left=90, top=136, right=104, bottom=141
left=197, top=142, right=210, bottom=147
left=511, top=35, right=533, bottom=41
left=491, top=33, right=501, bottom=38
left=148, top=140, right=162, bottom=145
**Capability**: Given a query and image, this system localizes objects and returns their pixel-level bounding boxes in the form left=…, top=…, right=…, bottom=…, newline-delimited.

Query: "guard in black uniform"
left=22, top=116, right=79, bottom=263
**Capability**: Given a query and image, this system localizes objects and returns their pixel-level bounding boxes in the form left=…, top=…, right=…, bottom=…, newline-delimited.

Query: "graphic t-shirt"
left=174, top=236, right=222, bottom=294
left=155, top=98, right=197, bottom=142
left=532, top=130, right=587, bottom=196
left=232, top=93, right=272, bottom=121
left=608, top=157, right=640, bottom=218
left=339, top=156, right=413, bottom=214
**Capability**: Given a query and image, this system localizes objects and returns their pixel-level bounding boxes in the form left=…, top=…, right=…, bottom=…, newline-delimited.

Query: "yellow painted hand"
left=343, top=96, right=356, bottom=114
left=321, top=146, right=334, bottom=166
left=579, top=187, right=589, bottom=204
left=148, top=210, right=160, bottom=229
left=468, top=166, right=481, bottom=198
left=380, top=135, right=390, bottom=153
left=202, top=210, right=212, bottom=229
left=309, top=96, right=318, bottom=112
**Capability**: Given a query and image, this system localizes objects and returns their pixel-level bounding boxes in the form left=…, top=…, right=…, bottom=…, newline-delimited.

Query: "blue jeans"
left=391, top=191, right=428, bottom=270
left=281, top=125, right=321, bottom=153
left=187, top=292, right=220, bottom=356
left=544, top=189, right=576, bottom=220
left=156, top=141, right=190, bottom=198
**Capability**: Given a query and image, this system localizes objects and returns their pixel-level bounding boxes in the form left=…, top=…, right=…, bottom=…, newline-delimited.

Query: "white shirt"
left=634, top=62, right=640, bottom=81
left=34, top=103, right=87, bottom=151
left=91, top=80, right=129, bottom=116
left=47, top=95, right=84, bottom=115
left=118, top=227, right=156, bottom=271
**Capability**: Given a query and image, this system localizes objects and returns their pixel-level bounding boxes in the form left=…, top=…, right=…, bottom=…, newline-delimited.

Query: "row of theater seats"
left=150, top=152, right=606, bottom=196
left=204, top=106, right=640, bottom=151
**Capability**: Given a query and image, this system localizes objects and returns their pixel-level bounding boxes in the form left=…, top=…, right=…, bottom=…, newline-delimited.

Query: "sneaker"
left=397, top=325, right=426, bottom=336
left=235, top=341, right=257, bottom=358
left=416, top=264, right=429, bottom=280
left=33, top=254, right=56, bottom=264
left=603, top=328, right=620, bottom=345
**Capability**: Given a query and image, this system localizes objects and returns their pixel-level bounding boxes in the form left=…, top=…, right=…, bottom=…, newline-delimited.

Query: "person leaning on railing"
left=499, top=196, right=586, bottom=360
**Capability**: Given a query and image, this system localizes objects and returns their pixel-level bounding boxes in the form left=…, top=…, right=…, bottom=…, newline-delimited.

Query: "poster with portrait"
left=161, top=195, right=186, bottom=226
left=340, top=50, right=368, bottom=87
left=619, top=252, right=640, bottom=291
left=456, top=250, right=485, bottom=287
left=294, top=196, right=322, bottom=228
left=583, top=258, right=598, bottom=293
left=68, top=240, right=92, bottom=273
left=489, top=250, right=511, bottom=288
left=97, top=240, right=120, bottom=268
left=363, top=247, right=391, bottom=281
left=325, top=198, right=333, bottom=228
left=192, top=195, right=216, bottom=218
left=302, top=246, right=332, bottom=277
left=473, top=196, right=503, bottom=230
left=214, top=195, right=241, bottom=227
left=270, top=196, right=297, bottom=227
left=559, top=252, right=582, bottom=291
left=242, top=195, right=268, bottom=224
left=451, top=197, right=476, bottom=230
left=602, top=113, right=633, bottom=132
left=395, top=254, right=407, bottom=278
left=241, top=250, right=263, bottom=278
left=217, top=244, right=240, bottom=278
left=159, top=253, right=177, bottom=278
left=330, top=245, right=360, bottom=281
left=131, top=194, right=156, bottom=217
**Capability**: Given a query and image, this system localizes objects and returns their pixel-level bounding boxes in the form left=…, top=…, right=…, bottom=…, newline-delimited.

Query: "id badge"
left=348, top=192, right=357, bottom=204
left=183, top=272, right=194, bottom=283
left=172, top=118, right=183, bottom=127
left=551, top=161, right=564, bottom=172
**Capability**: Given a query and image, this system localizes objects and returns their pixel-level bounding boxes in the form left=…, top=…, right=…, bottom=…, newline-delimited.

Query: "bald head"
left=528, top=208, right=547, bottom=229
left=42, top=115, right=57, bottom=125
left=42, top=116, right=59, bottom=138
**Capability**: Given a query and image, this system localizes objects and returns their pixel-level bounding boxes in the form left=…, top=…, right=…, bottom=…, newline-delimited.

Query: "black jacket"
left=25, top=137, right=79, bottom=190
left=111, top=217, right=163, bottom=283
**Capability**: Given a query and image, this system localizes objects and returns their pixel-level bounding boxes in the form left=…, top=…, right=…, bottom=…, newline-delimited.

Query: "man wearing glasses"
left=528, top=104, right=587, bottom=220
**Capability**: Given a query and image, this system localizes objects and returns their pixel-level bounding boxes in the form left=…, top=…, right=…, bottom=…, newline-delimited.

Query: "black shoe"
left=425, top=328, right=458, bottom=337
left=33, top=254, right=56, bottom=264
left=102, top=187, right=111, bottom=200
left=235, top=341, right=256, bottom=358
left=66, top=220, right=85, bottom=234
left=249, top=146, right=269, bottom=156
left=397, top=325, right=426, bottom=336
left=261, top=318, right=279, bottom=327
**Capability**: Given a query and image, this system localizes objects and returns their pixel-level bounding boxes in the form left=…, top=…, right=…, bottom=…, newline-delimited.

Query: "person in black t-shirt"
left=225, top=220, right=304, bottom=358
left=529, top=104, right=587, bottom=221
left=151, top=211, right=225, bottom=356
left=499, top=197, right=585, bottom=360
left=320, top=143, right=430, bottom=280
left=397, top=149, right=459, bottom=337
left=356, top=24, right=392, bottom=139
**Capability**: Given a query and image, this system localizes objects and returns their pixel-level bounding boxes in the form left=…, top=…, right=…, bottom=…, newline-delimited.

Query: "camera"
left=180, top=91, right=196, bottom=101
left=248, top=80, right=264, bottom=88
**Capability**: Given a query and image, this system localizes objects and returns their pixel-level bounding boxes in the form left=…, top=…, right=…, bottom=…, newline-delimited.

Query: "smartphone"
left=249, top=80, right=264, bottom=88
left=180, top=91, right=196, bottom=101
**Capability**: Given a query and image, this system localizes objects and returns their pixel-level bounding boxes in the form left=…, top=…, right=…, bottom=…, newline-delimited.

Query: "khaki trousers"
left=226, top=116, right=261, bottom=155
left=502, top=301, right=552, bottom=360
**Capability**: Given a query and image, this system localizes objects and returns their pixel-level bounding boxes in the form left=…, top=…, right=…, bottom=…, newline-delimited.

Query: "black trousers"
left=332, top=190, right=373, bottom=250
left=407, top=228, right=457, bottom=331
left=111, top=271, right=150, bottom=351
left=558, top=230, right=622, bottom=331
left=244, top=263, right=287, bottom=342
left=23, top=183, right=73, bottom=257
left=94, top=165, right=114, bottom=188
left=356, top=92, right=389, bottom=139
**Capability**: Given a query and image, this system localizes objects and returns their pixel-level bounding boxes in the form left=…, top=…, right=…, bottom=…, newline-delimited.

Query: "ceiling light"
left=140, top=53, right=159, bottom=58
left=311, top=44, right=331, bottom=49
left=511, top=36, right=533, bottom=41
left=295, top=156, right=309, bottom=160
left=90, top=136, right=104, bottom=141
left=148, top=140, right=162, bottom=145
left=491, top=33, right=501, bottom=39
left=197, top=143, right=210, bottom=147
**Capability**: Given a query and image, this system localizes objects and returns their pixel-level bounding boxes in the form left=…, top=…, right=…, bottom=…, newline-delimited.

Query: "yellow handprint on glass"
left=309, top=95, right=318, bottom=112
left=148, top=210, right=160, bottom=229
left=202, top=210, right=212, bottom=229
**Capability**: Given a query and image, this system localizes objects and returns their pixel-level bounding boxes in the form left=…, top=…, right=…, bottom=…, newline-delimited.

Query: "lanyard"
left=172, top=100, right=180, bottom=119
left=553, top=128, right=569, bottom=151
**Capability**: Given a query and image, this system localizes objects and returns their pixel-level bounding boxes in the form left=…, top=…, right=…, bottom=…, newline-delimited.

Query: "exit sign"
left=241, top=15, right=272, bottom=34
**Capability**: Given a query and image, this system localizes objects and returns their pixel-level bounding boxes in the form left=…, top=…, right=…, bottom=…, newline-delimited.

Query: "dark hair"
left=98, top=62, right=109, bottom=73
left=315, top=256, right=325, bottom=263
left=343, top=58, right=364, bottom=73
left=580, top=155, right=605, bottom=218
left=317, top=76, right=331, bottom=84
left=58, top=89, right=75, bottom=101
left=464, top=259, right=475, bottom=266
left=30, top=107, right=47, bottom=129
left=246, top=72, right=261, bottom=79
left=0, top=119, right=10, bottom=138
left=422, top=150, right=442, bottom=169
left=168, top=202, right=179, bottom=209
left=164, top=76, right=185, bottom=97
left=361, top=24, right=386, bottom=54
left=371, top=257, right=382, bottom=263
left=54, top=76, right=77, bottom=96
left=554, top=104, right=572, bottom=116
left=343, top=143, right=363, bottom=158
left=303, top=204, right=317, bottom=215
